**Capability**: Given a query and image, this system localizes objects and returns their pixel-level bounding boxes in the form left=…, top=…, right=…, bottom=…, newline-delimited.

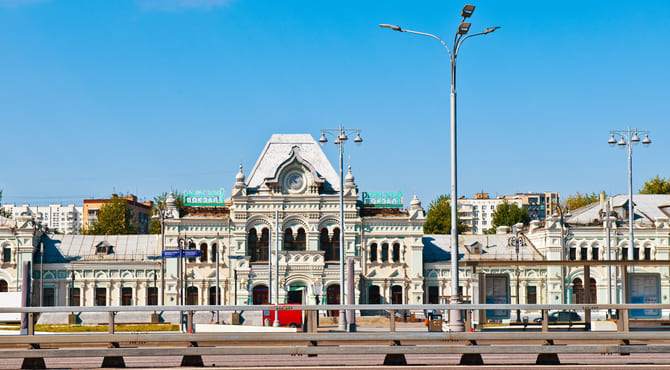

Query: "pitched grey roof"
left=42, top=235, right=160, bottom=263
left=566, top=194, right=670, bottom=226
left=246, top=134, right=340, bottom=191
left=423, top=234, right=539, bottom=263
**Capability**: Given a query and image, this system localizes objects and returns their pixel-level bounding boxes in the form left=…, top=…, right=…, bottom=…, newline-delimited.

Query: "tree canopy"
left=86, top=195, right=136, bottom=235
left=149, top=191, right=184, bottom=234
left=485, top=201, right=530, bottom=234
left=423, top=194, right=466, bottom=234
left=639, top=175, right=670, bottom=194
left=0, top=190, right=10, bottom=218
left=562, top=191, right=604, bottom=211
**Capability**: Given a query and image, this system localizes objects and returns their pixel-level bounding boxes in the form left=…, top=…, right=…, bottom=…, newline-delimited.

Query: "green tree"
left=640, top=175, right=670, bottom=194
left=86, top=195, right=136, bottom=235
left=486, top=201, right=531, bottom=233
left=0, top=190, right=10, bottom=218
left=149, top=191, right=185, bottom=234
left=563, top=191, right=604, bottom=211
left=423, top=194, right=466, bottom=234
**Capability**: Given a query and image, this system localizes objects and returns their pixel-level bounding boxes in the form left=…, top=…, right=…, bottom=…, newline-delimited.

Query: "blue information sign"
left=162, top=250, right=202, bottom=258
left=182, top=250, right=201, bottom=258
left=162, top=250, right=181, bottom=258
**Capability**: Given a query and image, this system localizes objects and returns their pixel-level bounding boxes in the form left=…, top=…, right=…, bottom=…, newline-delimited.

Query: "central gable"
left=246, top=134, right=339, bottom=193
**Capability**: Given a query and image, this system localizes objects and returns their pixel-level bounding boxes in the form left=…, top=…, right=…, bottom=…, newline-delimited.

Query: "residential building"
left=457, top=193, right=523, bottom=234
left=3, top=204, right=83, bottom=234
left=83, top=195, right=153, bottom=234
left=499, top=191, right=560, bottom=221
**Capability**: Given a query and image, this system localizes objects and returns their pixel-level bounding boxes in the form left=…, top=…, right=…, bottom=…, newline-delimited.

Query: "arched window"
left=209, top=286, right=220, bottom=305
left=188, top=242, right=196, bottom=262
left=121, top=287, right=133, bottom=306
left=370, top=243, right=377, bottom=262
left=295, top=228, right=306, bottom=251
left=186, top=286, right=199, bottom=305
left=381, top=243, right=389, bottom=263
left=284, top=229, right=295, bottom=251
left=321, top=228, right=340, bottom=262
left=252, top=285, right=268, bottom=305
left=200, top=243, right=208, bottom=263
left=249, top=228, right=269, bottom=262
left=2, top=247, right=10, bottom=263
left=633, top=247, right=640, bottom=260
left=0, top=280, right=8, bottom=292
left=572, top=278, right=584, bottom=304
left=211, top=243, right=217, bottom=263
left=368, top=285, right=381, bottom=304
left=392, top=243, right=401, bottom=263
left=391, top=285, right=403, bottom=304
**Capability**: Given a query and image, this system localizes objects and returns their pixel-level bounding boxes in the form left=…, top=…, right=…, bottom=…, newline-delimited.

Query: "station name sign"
left=183, top=188, right=225, bottom=206
left=362, top=191, right=403, bottom=208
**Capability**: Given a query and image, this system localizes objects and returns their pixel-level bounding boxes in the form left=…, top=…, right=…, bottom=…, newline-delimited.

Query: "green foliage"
left=563, top=191, right=605, bottom=211
left=149, top=191, right=185, bottom=234
left=423, top=194, right=466, bottom=234
left=489, top=201, right=530, bottom=231
left=0, top=190, right=10, bottom=218
left=639, top=175, right=670, bottom=194
left=86, top=195, right=136, bottom=235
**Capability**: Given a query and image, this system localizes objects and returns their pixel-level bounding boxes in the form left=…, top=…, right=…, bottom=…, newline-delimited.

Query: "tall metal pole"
left=268, top=223, right=272, bottom=308
left=606, top=198, right=612, bottom=318
left=273, top=209, right=280, bottom=327
left=216, top=232, right=220, bottom=323
left=160, top=215, right=165, bottom=306
left=627, top=127, right=635, bottom=262
left=338, top=126, right=347, bottom=331
left=560, top=209, right=565, bottom=304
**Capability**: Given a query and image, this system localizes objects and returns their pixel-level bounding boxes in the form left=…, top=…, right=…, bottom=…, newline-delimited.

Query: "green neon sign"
left=362, top=191, right=403, bottom=208
left=183, top=188, right=225, bottom=206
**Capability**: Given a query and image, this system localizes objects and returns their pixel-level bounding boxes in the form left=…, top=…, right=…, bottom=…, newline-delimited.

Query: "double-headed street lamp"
left=319, top=125, right=362, bottom=332
left=152, top=199, right=174, bottom=306
left=381, top=4, right=499, bottom=332
left=552, top=205, right=571, bottom=304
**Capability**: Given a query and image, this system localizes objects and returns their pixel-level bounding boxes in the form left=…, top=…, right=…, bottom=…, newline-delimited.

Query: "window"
left=252, top=285, right=268, bottom=305
left=622, top=247, right=628, bottom=260
left=592, top=247, right=599, bottom=260
left=284, top=229, right=294, bottom=250
left=95, top=287, right=107, bottom=306
left=320, top=228, right=339, bottom=262
left=295, top=228, right=306, bottom=251
left=580, top=247, right=588, bottom=260
left=147, top=287, right=158, bottom=306
left=526, top=286, right=537, bottom=304
left=121, top=287, right=133, bottom=306
left=200, top=243, right=208, bottom=263
left=211, top=243, right=217, bottom=263
left=43, top=288, right=55, bottom=306
left=644, top=247, right=652, bottom=260
left=370, top=243, right=377, bottom=262
left=392, top=243, right=400, bottom=263
left=249, top=229, right=269, bottom=262
left=633, top=247, right=640, bottom=260
left=187, top=242, right=196, bottom=262
left=381, top=243, right=389, bottom=262
left=0, top=280, right=7, bottom=292
left=2, top=247, right=10, bottom=262
left=284, top=228, right=306, bottom=251
left=70, top=287, right=80, bottom=306
left=209, top=286, right=220, bottom=305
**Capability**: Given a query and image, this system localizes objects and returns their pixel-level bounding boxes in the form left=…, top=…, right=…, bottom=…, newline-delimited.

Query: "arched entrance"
left=326, top=284, right=340, bottom=316
left=0, top=280, right=7, bottom=292
left=368, top=285, right=381, bottom=304
left=287, top=282, right=306, bottom=304
left=186, top=286, right=198, bottom=305
left=572, top=278, right=584, bottom=303
left=252, top=285, right=268, bottom=305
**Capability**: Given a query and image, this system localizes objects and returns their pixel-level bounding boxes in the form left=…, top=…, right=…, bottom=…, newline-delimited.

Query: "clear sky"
left=1, top=0, right=669, bottom=207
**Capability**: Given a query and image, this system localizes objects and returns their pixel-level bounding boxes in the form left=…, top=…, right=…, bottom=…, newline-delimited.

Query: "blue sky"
left=1, top=0, right=669, bottom=207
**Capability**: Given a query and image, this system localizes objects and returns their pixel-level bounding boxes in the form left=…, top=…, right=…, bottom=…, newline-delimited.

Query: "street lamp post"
left=608, top=127, right=651, bottom=261
left=152, top=202, right=173, bottom=306
left=319, top=125, right=362, bottom=332
left=552, top=205, right=571, bottom=304
left=608, top=126, right=651, bottom=303
left=381, top=4, right=499, bottom=332
left=508, top=223, right=526, bottom=323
